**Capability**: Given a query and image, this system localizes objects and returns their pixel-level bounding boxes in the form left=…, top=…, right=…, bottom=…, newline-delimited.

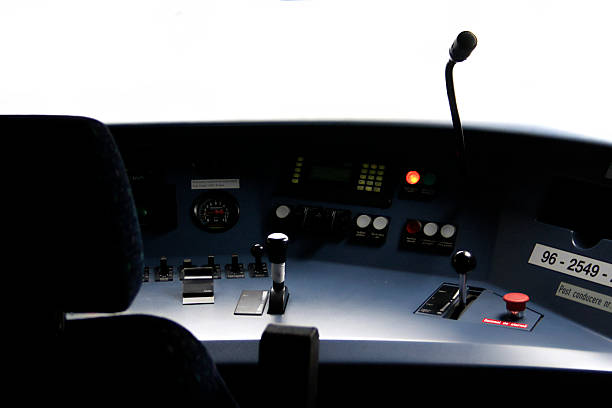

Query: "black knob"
left=207, top=255, right=215, bottom=267
left=251, top=243, right=264, bottom=268
left=451, top=250, right=476, bottom=274
left=266, top=233, right=289, bottom=264
left=160, top=256, right=168, bottom=271
left=251, top=243, right=264, bottom=259
left=182, top=258, right=193, bottom=268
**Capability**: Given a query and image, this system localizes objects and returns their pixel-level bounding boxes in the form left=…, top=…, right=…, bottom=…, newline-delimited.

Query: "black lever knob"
left=266, top=233, right=289, bottom=264
left=451, top=250, right=476, bottom=307
left=451, top=250, right=476, bottom=275
left=251, top=243, right=264, bottom=270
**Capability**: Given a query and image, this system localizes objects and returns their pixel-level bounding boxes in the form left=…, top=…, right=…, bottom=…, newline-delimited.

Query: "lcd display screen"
left=308, top=165, right=352, bottom=183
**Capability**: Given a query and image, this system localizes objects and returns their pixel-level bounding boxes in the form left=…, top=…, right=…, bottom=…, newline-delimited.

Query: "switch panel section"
left=350, top=214, right=391, bottom=246
left=398, top=169, right=438, bottom=200
left=271, top=204, right=352, bottom=238
left=416, top=283, right=484, bottom=318
left=281, top=156, right=394, bottom=208
left=457, top=290, right=542, bottom=331
left=400, top=219, right=457, bottom=254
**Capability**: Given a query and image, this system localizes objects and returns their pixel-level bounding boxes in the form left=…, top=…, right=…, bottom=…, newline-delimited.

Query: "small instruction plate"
left=528, top=244, right=612, bottom=288
left=556, top=282, right=612, bottom=313
left=191, top=179, right=240, bottom=190
left=234, top=290, right=269, bottom=315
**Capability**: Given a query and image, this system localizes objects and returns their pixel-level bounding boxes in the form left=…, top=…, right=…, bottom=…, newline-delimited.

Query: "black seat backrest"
left=5, top=115, right=237, bottom=406
left=5, top=115, right=143, bottom=317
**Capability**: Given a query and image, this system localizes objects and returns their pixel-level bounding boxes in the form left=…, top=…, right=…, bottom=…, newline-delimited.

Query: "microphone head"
left=449, top=31, right=477, bottom=62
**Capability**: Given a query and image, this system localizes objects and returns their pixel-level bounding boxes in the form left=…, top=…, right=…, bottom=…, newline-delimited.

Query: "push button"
left=356, top=214, right=372, bottom=229
left=423, top=222, right=438, bottom=237
left=503, top=293, right=530, bottom=317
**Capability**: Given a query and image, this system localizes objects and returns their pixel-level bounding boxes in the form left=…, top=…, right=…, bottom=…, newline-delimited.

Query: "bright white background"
left=1, top=1, right=611, bottom=144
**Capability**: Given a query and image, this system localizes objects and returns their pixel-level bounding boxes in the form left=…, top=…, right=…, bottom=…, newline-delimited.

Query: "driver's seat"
left=7, top=115, right=238, bottom=406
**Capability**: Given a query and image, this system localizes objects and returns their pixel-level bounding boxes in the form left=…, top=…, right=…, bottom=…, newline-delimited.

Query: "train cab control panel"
left=72, top=122, right=611, bottom=382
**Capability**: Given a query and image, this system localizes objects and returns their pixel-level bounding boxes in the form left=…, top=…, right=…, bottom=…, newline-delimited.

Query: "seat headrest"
left=4, top=115, right=143, bottom=313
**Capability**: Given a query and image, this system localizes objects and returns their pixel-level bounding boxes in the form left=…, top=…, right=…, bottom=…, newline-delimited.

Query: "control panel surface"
left=82, top=122, right=611, bottom=373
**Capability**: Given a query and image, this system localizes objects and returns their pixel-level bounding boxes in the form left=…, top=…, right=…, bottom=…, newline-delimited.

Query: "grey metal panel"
left=71, top=257, right=612, bottom=371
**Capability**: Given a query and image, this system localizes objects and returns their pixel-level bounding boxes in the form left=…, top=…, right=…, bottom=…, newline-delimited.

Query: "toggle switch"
left=225, top=254, right=245, bottom=279
left=207, top=255, right=222, bottom=279
left=155, top=256, right=174, bottom=281
left=179, top=258, right=193, bottom=280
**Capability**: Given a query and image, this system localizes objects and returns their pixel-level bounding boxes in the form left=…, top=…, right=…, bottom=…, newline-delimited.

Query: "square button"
left=357, top=185, right=365, bottom=191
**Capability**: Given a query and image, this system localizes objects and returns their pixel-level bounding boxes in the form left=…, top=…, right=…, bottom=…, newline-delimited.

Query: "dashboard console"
left=82, top=121, right=611, bottom=403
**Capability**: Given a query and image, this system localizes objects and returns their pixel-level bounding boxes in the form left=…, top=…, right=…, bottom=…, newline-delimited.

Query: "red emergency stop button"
left=503, top=293, right=530, bottom=314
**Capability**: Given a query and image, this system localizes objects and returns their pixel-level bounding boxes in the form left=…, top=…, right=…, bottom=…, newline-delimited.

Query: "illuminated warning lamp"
left=405, top=219, right=422, bottom=234
left=405, top=170, right=421, bottom=185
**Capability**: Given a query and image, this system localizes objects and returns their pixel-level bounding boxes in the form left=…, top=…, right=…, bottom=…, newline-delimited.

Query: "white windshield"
left=1, top=1, right=611, bottom=144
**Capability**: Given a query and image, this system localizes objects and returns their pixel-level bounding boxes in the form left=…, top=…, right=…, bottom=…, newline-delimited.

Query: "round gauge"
left=191, top=191, right=239, bottom=232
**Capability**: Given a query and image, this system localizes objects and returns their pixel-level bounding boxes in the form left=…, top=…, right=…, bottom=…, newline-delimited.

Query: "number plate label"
left=528, top=244, right=612, bottom=288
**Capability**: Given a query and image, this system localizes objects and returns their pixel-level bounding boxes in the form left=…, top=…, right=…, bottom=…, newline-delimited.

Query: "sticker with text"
left=556, top=282, right=612, bottom=313
left=482, top=318, right=528, bottom=329
left=528, top=244, right=612, bottom=288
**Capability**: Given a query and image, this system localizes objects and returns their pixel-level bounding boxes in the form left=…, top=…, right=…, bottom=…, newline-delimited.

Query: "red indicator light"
left=405, top=171, right=421, bottom=185
left=405, top=220, right=422, bottom=234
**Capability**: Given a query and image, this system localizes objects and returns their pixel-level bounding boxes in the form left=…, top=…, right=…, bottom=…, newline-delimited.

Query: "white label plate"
left=191, top=179, right=240, bottom=190
left=528, top=243, right=612, bottom=288
left=555, top=282, right=612, bottom=313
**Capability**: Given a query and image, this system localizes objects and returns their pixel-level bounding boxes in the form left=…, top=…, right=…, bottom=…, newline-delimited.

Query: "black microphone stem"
left=445, top=59, right=467, bottom=178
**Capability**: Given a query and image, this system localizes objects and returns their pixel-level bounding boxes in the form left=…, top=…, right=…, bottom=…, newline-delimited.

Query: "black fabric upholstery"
left=5, top=115, right=239, bottom=406
left=3, top=115, right=143, bottom=312
left=59, top=315, right=238, bottom=406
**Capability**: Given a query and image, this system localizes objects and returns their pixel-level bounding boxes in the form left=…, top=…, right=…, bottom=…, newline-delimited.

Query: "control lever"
left=451, top=250, right=476, bottom=308
left=249, top=243, right=269, bottom=277
left=267, top=233, right=290, bottom=314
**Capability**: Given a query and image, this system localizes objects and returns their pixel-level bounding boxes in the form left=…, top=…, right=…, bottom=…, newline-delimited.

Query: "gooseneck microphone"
left=445, top=31, right=477, bottom=176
